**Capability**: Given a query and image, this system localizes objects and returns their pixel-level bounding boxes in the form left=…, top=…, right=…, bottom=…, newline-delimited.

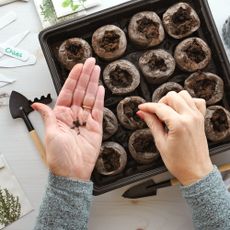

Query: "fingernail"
left=31, top=103, right=37, bottom=110
left=136, top=111, right=144, bottom=120
left=138, top=104, right=144, bottom=109
left=90, top=57, right=96, bottom=62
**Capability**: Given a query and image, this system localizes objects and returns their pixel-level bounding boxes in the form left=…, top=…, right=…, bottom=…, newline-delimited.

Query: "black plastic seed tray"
left=39, top=0, right=230, bottom=195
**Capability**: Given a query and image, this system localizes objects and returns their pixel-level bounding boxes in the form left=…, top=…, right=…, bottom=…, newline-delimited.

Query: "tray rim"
left=38, top=0, right=230, bottom=195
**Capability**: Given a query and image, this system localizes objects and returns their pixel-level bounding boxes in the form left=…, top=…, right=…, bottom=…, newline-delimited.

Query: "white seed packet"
left=51, top=0, right=101, bottom=18
left=0, top=154, right=33, bottom=229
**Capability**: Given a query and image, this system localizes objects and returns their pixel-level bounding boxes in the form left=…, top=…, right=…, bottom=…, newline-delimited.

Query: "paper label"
left=0, top=11, right=17, bottom=30
left=0, top=54, right=36, bottom=67
left=0, top=44, right=30, bottom=62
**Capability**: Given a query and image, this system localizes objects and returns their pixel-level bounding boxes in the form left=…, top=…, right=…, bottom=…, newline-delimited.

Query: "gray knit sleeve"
left=180, top=166, right=230, bottom=230
left=34, top=173, right=93, bottom=230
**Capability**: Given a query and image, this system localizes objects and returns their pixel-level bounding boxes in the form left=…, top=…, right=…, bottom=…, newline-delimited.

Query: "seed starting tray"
left=39, top=0, right=230, bottom=195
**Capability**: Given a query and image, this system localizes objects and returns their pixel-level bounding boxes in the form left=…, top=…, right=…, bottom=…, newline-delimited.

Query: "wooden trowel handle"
left=170, top=163, right=230, bottom=186
left=219, top=163, right=230, bottom=173
left=30, top=130, right=46, bottom=163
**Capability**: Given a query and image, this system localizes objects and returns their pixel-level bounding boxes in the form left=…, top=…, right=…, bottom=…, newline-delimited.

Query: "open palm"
left=32, top=58, right=105, bottom=180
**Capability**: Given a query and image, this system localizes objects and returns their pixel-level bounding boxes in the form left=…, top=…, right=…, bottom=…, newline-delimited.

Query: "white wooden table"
left=0, top=1, right=229, bottom=229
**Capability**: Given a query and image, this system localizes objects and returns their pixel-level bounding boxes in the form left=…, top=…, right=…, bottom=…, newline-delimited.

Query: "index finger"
left=138, top=102, right=179, bottom=130
left=56, top=63, right=83, bottom=107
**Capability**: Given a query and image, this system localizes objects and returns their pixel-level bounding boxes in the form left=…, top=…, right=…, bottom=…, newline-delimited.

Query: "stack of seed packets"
left=33, top=0, right=101, bottom=28
left=0, top=154, right=33, bottom=229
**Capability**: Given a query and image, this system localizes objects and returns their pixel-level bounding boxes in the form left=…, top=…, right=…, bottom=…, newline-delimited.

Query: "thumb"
left=136, top=110, right=166, bottom=150
left=32, top=103, right=57, bottom=131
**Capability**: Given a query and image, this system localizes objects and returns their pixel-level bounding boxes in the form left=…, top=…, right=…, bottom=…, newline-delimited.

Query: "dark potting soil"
left=193, top=78, right=216, bottom=100
left=211, top=109, right=229, bottom=132
left=99, top=30, right=120, bottom=52
left=66, top=43, right=84, bottom=60
left=102, top=147, right=120, bottom=172
left=185, top=40, right=206, bottom=63
left=137, top=16, right=160, bottom=39
left=171, top=6, right=198, bottom=36
left=123, top=101, right=141, bottom=123
left=110, top=66, right=133, bottom=87
left=133, top=134, right=155, bottom=153
left=148, top=54, right=167, bottom=72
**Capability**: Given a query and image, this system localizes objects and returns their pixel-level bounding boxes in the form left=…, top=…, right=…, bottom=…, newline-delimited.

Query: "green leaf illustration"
left=62, top=0, right=72, bottom=8
left=71, top=3, right=79, bottom=11
left=40, top=0, right=57, bottom=23
left=0, top=187, right=21, bottom=227
left=62, top=0, right=85, bottom=11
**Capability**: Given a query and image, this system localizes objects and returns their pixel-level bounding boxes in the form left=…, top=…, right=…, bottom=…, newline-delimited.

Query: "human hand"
left=137, top=90, right=213, bottom=185
left=32, top=58, right=105, bottom=181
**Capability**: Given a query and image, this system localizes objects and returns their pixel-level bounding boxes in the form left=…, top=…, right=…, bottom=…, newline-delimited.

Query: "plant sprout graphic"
left=0, top=187, right=21, bottom=227
left=62, top=0, right=87, bottom=11
left=40, top=0, right=57, bottom=23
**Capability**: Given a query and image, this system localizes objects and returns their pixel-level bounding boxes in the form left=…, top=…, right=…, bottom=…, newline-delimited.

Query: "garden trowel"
left=123, top=163, right=230, bottom=199
left=9, top=90, right=52, bottom=163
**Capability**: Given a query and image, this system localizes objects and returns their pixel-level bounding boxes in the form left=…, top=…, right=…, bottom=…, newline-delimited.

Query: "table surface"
left=0, top=0, right=230, bottom=229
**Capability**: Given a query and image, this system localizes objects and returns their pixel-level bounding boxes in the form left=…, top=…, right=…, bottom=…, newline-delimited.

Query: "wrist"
left=178, top=163, right=214, bottom=186
left=49, top=167, right=92, bottom=182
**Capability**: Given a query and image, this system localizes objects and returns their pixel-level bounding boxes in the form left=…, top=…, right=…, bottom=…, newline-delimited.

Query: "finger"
left=193, top=98, right=206, bottom=116
left=56, top=63, right=83, bottom=107
left=73, top=57, right=96, bottom=107
left=82, top=65, right=101, bottom=108
left=138, top=102, right=179, bottom=131
left=136, top=110, right=166, bottom=148
left=159, top=91, right=191, bottom=114
left=32, top=103, right=57, bottom=131
left=178, top=90, right=197, bottom=110
left=92, top=85, right=105, bottom=123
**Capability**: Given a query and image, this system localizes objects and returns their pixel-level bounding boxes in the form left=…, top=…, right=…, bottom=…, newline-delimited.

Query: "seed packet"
left=33, top=0, right=101, bottom=28
left=0, top=154, right=33, bottom=229
left=51, top=0, right=100, bottom=18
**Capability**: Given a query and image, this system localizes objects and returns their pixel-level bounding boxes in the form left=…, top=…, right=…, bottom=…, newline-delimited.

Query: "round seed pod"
left=163, top=2, right=200, bottom=39
left=205, top=106, right=230, bottom=142
left=139, top=49, right=176, bottom=84
left=128, top=129, right=159, bottom=164
left=92, top=25, right=127, bottom=61
left=58, top=38, right=92, bottom=70
left=184, top=72, right=224, bottom=105
left=152, top=82, right=183, bottom=102
left=95, top=142, right=127, bottom=176
left=117, top=96, right=146, bottom=130
left=174, top=37, right=211, bottom=72
left=103, top=108, right=118, bottom=141
left=128, top=11, right=165, bottom=47
left=103, top=59, right=140, bottom=95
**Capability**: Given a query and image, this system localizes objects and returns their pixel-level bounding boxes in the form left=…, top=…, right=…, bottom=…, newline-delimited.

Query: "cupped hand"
left=32, top=58, right=105, bottom=181
left=137, top=90, right=213, bottom=186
